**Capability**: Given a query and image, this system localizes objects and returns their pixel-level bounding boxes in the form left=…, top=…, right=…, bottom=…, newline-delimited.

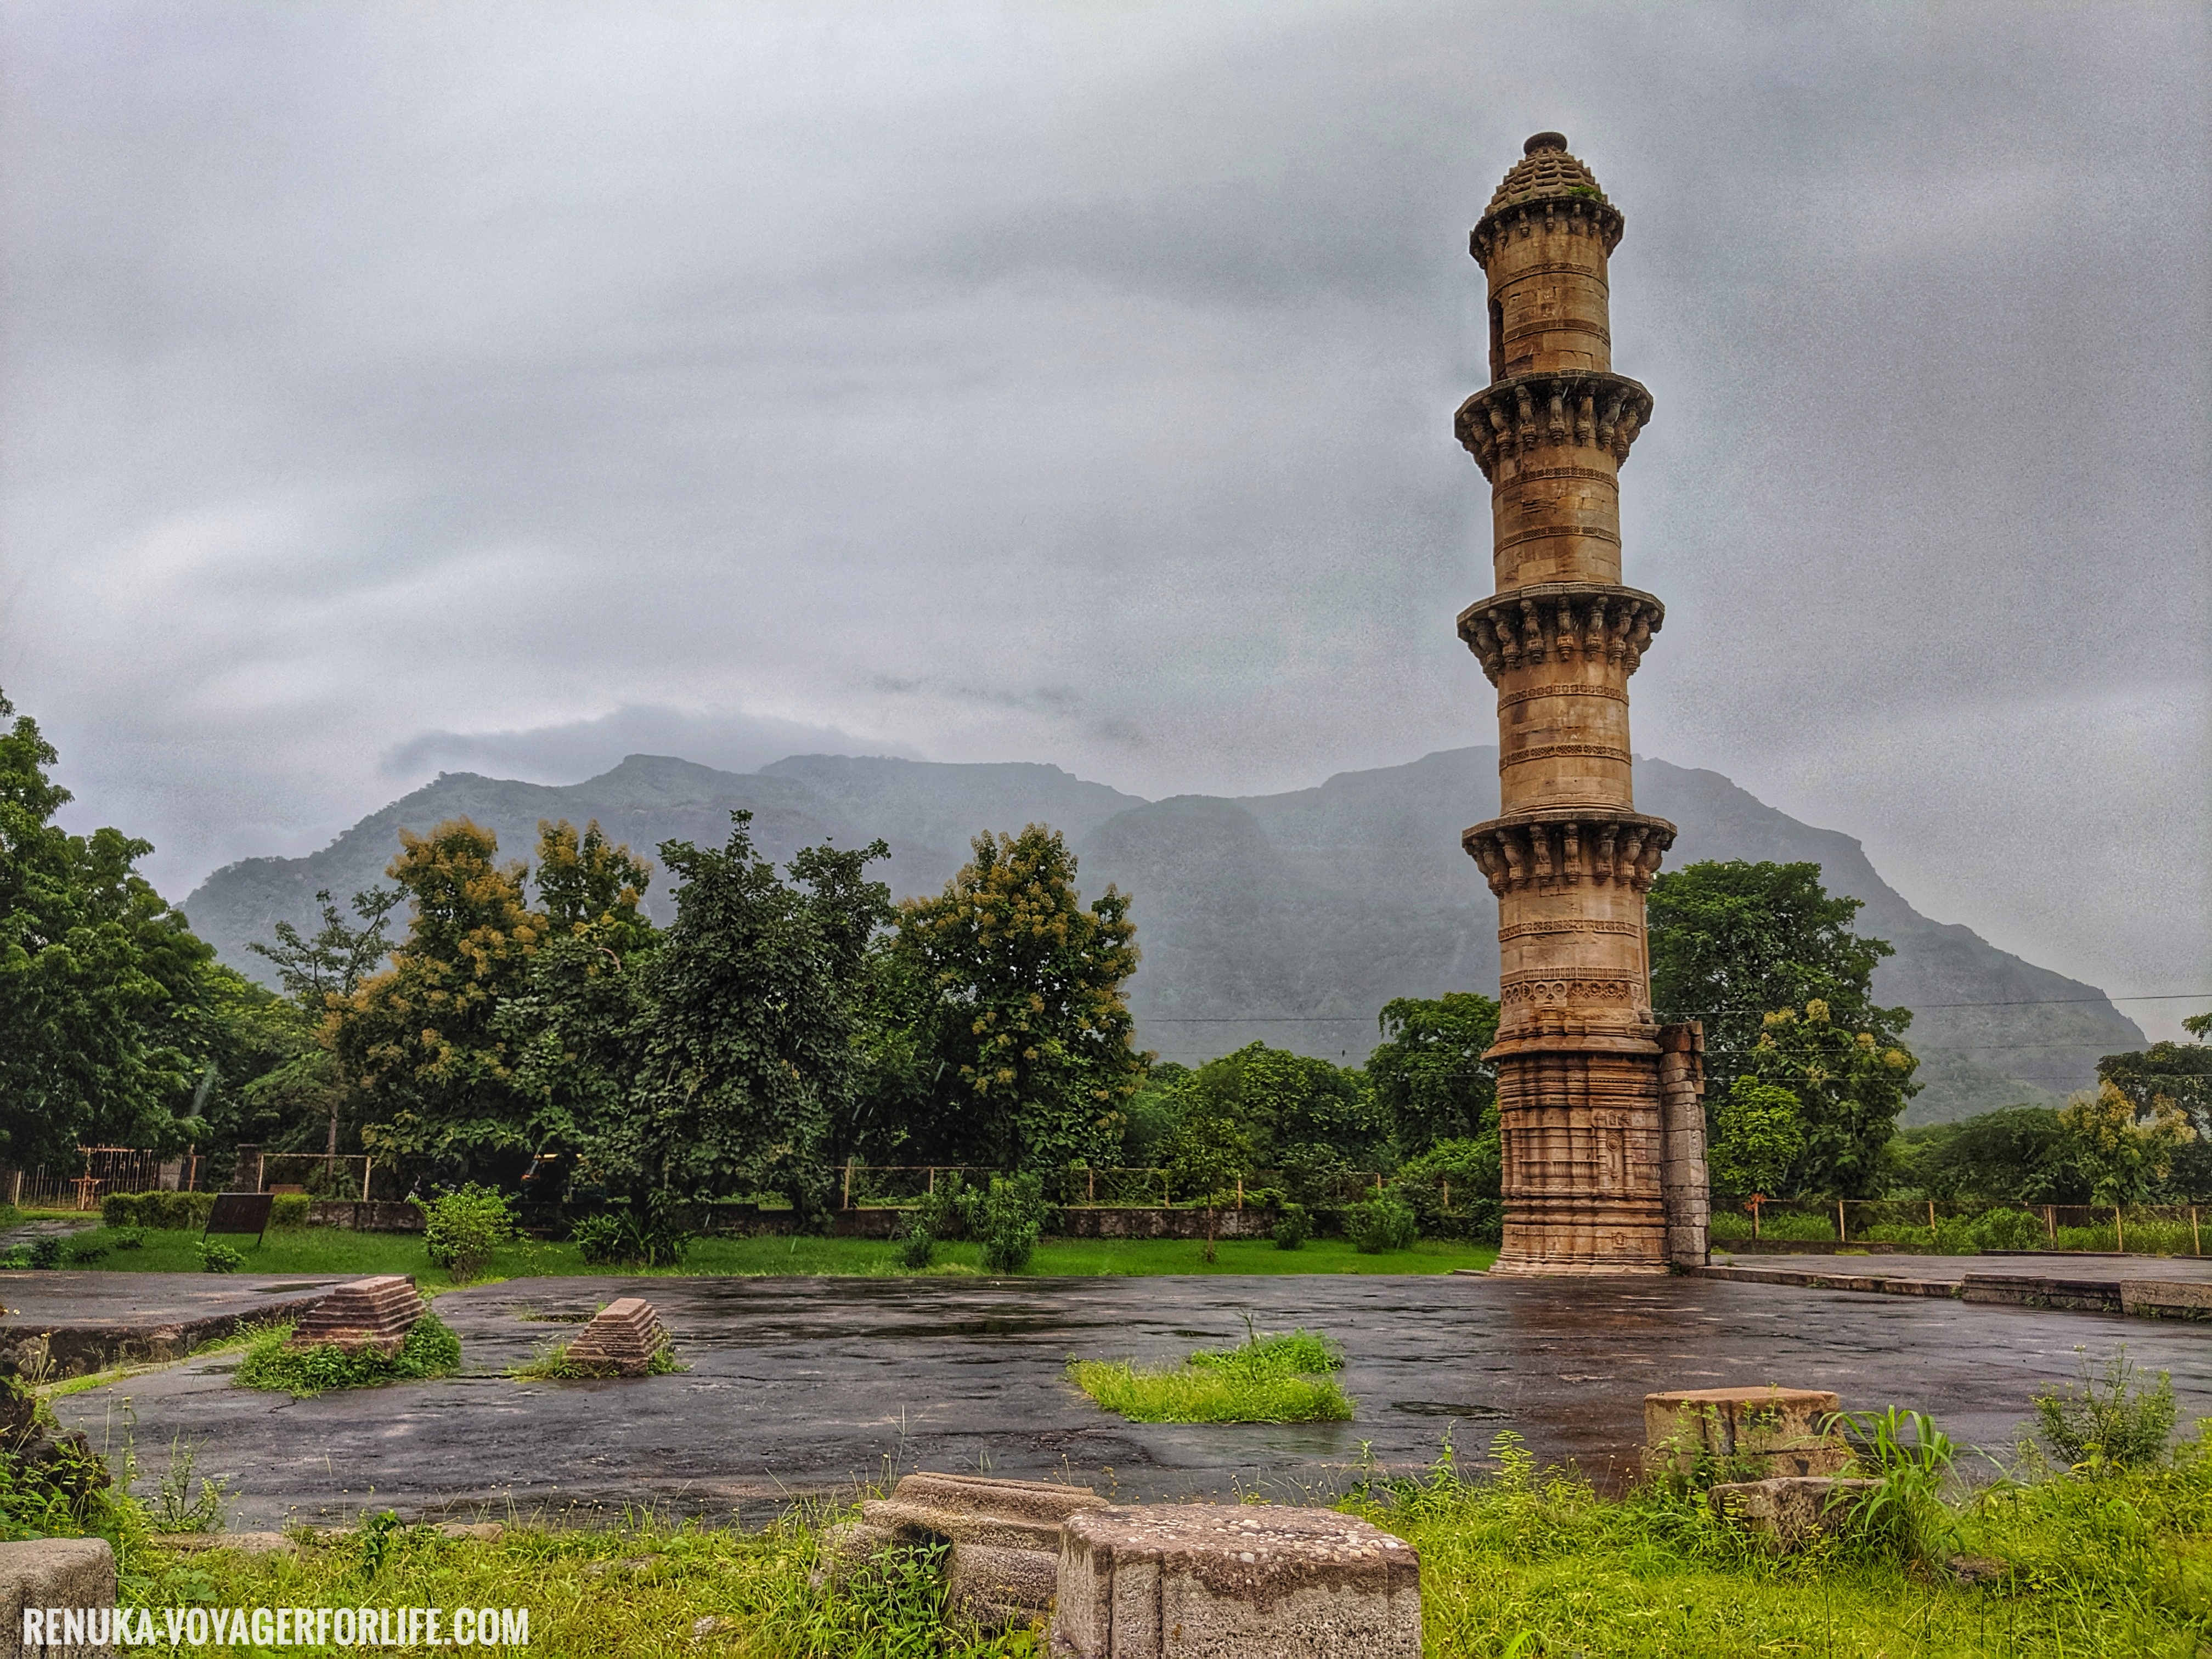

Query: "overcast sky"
left=3, top=1, right=2205, bottom=1037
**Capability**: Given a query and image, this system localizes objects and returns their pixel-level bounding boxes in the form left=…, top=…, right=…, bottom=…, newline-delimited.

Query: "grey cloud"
left=381, top=705, right=912, bottom=786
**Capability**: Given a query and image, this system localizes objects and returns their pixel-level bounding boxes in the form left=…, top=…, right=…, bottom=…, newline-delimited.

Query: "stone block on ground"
left=0, top=1537, right=117, bottom=1659
left=825, top=1471, right=1109, bottom=1629
left=2119, top=1280, right=2211, bottom=1321
left=561, top=1298, right=669, bottom=1376
left=1050, top=1504, right=1420, bottom=1658
left=285, top=1276, right=426, bottom=1356
left=1644, top=1386, right=1848, bottom=1479
left=1707, top=1476, right=1881, bottom=1551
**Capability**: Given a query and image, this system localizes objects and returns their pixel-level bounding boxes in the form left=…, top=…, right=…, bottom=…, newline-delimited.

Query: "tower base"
left=1489, top=1043, right=1669, bottom=1275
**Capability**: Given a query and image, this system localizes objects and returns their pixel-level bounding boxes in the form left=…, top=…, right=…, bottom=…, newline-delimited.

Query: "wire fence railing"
left=1713, top=1197, right=2206, bottom=1255
left=835, top=1164, right=1485, bottom=1214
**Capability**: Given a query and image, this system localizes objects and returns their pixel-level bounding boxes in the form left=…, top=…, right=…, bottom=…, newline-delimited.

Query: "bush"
left=197, top=1240, right=244, bottom=1273
left=100, top=1190, right=216, bottom=1231
left=2030, top=1348, right=2176, bottom=1472
left=1271, top=1203, right=1311, bottom=1251
left=26, top=1238, right=63, bottom=1270
left=1976, top=1206, right=2047, bottom=1250
left=896, top=1218, right=937, bottom=1270
left=235, top=1314, right=462, bottom=1397
left=913, top=1173, right=974, bottom=1243
left=1709, top=1210, right=1753, bottom=1240
left=269, top=1194, right=313, bottom=1231
left=963, top=1173, right=1049, bottom=1274
left=1752, top=1209, right=1835, bottom=1241
left=1345, top=1193, right=1419, bottom=1254
left=415, top=1184, right=517, bottom=1282
left=568, top=1203, right=692, bottom=1269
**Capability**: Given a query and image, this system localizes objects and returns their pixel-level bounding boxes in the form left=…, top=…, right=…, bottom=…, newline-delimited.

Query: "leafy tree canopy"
left=602, top=813, right=889, bottom=1217
left=0, top=689, right=213, bottom=1166
left=1175, top=1042, right=1387, bottom=1178
left=1648, top=860, right=1910, bottom=1095
left=1891, top=1107, right=2089, bottom=1206
left=881, top=825, right=1144, bottom=1173
left=1366, top=992, right=1499, bottom=1156
left=1707, top=1077, right=1805, bottom=1200
left=2059, top=1079, right=2196, bottom=1206
left=1747, top=1000, right=1918, bottom=1198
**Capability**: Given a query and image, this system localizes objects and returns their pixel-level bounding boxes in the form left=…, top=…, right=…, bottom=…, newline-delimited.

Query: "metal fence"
left=835, top=1164, right=1458, bottom=1211
left=1716, top=1197, right=2206, bottom=1254
left=2, top=1147, right=204, bottom=1211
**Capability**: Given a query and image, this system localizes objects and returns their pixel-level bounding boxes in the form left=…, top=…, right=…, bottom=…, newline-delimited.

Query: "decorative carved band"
left=1471, top=196, right=1625, bottom=265
left=1494, top=521, right=1621, bottom=553
left=1498, top=682, right=1627, bottom=710
left=1498, top=918, right=1640, bottom=940
left=1510, top=465, right=1618, bottom=489
left=1463, top=808, right=1677, bottom=895
left=1454, top=370, right=1652, bottom=481
left=1500, top=974, right=1640, bottom=1006
left=1458, top=583, right=1664, bottom=686
left=1501, top=742, right=1632, bottom=770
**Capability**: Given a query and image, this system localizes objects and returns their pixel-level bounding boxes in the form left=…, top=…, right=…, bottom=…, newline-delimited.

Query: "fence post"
left=842, top=1161, right=853, bottom=1211
left=1836, top=1199, right=1846, bottom=1244
left=1088, top=1169, right=1096, bottom=1204
left=1751, top=1197, right=1761, bottom=1242
left=2044, top=1205, right=2056, bottom=1244
left=1235, top=1175, right=1243, bottom=1211
left=2114, top=1206, right=2124, bottom=1254
left=1927, top=1199, right=1936, bottom=1232
left=360, top=1156, right=371, bottom=1203
left=2194, top=1206, right=2202, bottom=1257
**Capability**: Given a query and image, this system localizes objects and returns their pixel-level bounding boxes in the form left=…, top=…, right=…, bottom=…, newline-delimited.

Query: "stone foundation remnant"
left=1, top=1537, right=118, bottom=1659
left=284, top=1275, right=425, bottom=1356
left=1707, top=1476, right=1880, bottom=1553
left=1051, top=1505, right=1421, bottom=1658
left=1644, top=1386, right=1849, bottom=1480
left=823, top=1471, right=1109, bottom=1629
left=561, top=1297, right=669, bottom=1376
left=1454, top=133, right=1706, bottom=1274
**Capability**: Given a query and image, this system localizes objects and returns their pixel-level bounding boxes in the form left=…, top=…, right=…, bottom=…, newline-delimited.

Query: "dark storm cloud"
left=1, top=1, right=2204, bottom=1030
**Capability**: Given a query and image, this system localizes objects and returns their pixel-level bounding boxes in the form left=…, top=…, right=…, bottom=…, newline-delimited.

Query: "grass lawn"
left=91, top=1420, right=2211, bottom=1658
left=57, top=1224, right=1496, bottom=1286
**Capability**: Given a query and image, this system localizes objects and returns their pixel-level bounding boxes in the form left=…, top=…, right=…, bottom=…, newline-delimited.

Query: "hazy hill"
left=182, top=748, right=2143, bottom=1125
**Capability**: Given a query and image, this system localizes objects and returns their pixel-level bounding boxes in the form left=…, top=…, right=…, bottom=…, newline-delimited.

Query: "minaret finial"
left=1523, top=131, right=1568, bottom=155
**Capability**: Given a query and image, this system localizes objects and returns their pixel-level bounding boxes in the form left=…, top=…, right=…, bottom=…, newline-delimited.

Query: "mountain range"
left=180, top=748, right=2146, bottom=1126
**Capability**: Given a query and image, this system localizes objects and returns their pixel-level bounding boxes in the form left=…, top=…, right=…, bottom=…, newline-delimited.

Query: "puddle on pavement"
left=1392, top=1401, right=1513, bottom=1419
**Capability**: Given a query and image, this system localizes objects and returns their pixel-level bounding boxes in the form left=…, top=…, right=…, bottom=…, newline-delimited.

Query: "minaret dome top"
left=1483, top=135, right=1611, bottom=218
left=1524, top=131, right=1568, bottom=154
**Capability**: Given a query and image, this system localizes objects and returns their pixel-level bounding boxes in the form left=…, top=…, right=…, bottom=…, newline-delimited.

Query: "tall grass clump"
left=1070, top=1319, right=1351, bottom=1424
left=2027, top=1346, right=2176, bottom=1473
left=234, top=1316, right=462, bottom=1397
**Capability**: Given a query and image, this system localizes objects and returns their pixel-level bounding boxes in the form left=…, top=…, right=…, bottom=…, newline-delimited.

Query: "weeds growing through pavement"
left=1069, top=1316, right=1352, bottom=1424
left=233, top=1317, right=461, bottom=1397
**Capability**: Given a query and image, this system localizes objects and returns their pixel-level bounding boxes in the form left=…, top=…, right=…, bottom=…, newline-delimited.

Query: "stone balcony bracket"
left=1463, top=808, right=1677, bottom=896
left=1470, top=194, right=1626, bottom=267
left=1459, top=582, right=1663, bottom=686
left=1454, top=370, right=1653, bottom=480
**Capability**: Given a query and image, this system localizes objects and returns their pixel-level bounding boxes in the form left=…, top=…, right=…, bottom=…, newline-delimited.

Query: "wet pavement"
left=52, top=1272, right=2212, bottom=1531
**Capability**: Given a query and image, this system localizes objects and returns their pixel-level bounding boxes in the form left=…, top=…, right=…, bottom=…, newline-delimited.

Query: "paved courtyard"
left=50, top=1269, right=2212, bottom=1531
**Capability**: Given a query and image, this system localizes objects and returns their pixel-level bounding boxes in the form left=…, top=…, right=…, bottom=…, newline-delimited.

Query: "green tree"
left=602, top=813, right=890, bottom=1220
left=1163, top=1084, right=1254, bottom=1263
left=1647, top=860, right=1910, bottom=1096
left=0, top=690, right=211, bottom=1166
left=334, top=820, right=545, bottom=1184
left=885, top=826, right=1145, bottom=1172
left=2059, top=1080, right=2196, bottom=1206
left=1892, top=1107, right=2089, bottom=1205
left=1366, top=992, right=1499, bottom=1156
left=2097, top=1033, right=2212, bottom=1199
left=496, top=822, right=661, bottom=1190
left=1748, top=1000, right=1918, bottom=1198
left=1175, top=1042, right=1387, bottom=1184
left=1707, top=1077, right=1805, bottom=1200
left=245, top=886, right=402, bottom=1162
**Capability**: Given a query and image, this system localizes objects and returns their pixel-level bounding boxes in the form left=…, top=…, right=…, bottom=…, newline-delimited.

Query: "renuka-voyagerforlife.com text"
left=25, top=1603, right=530, bottom=1649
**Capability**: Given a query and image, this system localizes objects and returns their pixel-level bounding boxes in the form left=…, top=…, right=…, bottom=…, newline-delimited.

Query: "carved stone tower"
left=1455, top=133, right=1703, bottom=1274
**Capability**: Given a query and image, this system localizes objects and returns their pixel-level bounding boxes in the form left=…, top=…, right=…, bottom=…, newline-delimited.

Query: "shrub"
left=961, top=1172, right=1050, bottom=1274
left=511, top=1336, right=684, bottom=1381
left=235, top=1315, right=462, bottom=1397
left=1709, top=1210, right=1753, bottom=1240
left=197, top=1240, right=244, bottom=1273
left=26, top=1238, right=63, bottom=1270
left=896, top=1218, right=937, bottom=1270
left=568, top=1204, right=692, bottom=1269
left=100, top=1190, right=216, bottom=1231
left=64, top=1238, right=109, bottom=1265
left=1976, top=1206, right=2047, bottom=1250
left=1345, top=1192, right=1419, bottom=1254
left=1271, top=1203, right=1311, bottom=1251
left=1831, top=1406, right=1959, bottom=1562
left=911, top=1173, right=974, bottom=1243
left=415, top=1184, right=517, bottom=1283
left=111, top=1227, right=145, bottom=1250
left=2030, top=1348, right=2176, bottom=1472
left=269, top=1194, right=313, bottom=1231
left=1753, top=1209, right=1836, bottom=1241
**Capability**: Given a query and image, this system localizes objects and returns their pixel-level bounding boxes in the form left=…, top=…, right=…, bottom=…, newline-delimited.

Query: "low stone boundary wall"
left=305, top=1200, right=424, bottom=1233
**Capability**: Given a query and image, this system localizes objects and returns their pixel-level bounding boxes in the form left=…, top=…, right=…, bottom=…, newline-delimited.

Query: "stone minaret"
left=1455, top=133, right=1705, bottom=1274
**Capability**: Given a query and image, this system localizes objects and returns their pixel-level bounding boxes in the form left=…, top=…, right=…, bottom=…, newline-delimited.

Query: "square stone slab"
left=826, top=1471, right=1109, bottom=1628
left=1051, top=1505, right=1420, bottom=1658
left=285, top=1276, right=426, bottom=1357
left=1708, top=1476, right=1882, bottom=1551
left=561, top=1297, right=669, bottom=1377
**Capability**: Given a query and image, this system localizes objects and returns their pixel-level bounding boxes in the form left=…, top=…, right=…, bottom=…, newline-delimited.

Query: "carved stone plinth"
left=285, top=1276, right=425, bottom=1356
left=824, top=1472, right=1109, bottom=1630
left=1644, top=1387, right=1850, bottom=1480
left=1050, top=1506, right=1421, bottom=1659
left=562, top=1297, right=669, bottom=1377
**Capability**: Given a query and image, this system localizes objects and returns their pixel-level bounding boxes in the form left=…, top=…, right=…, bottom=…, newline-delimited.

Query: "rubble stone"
left=1707, top=1476, right=1880, bottom=1551
left=1644, top=1385, right=1848, bottom=1479
left=825, top=1471, right=1109, bottom=1629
